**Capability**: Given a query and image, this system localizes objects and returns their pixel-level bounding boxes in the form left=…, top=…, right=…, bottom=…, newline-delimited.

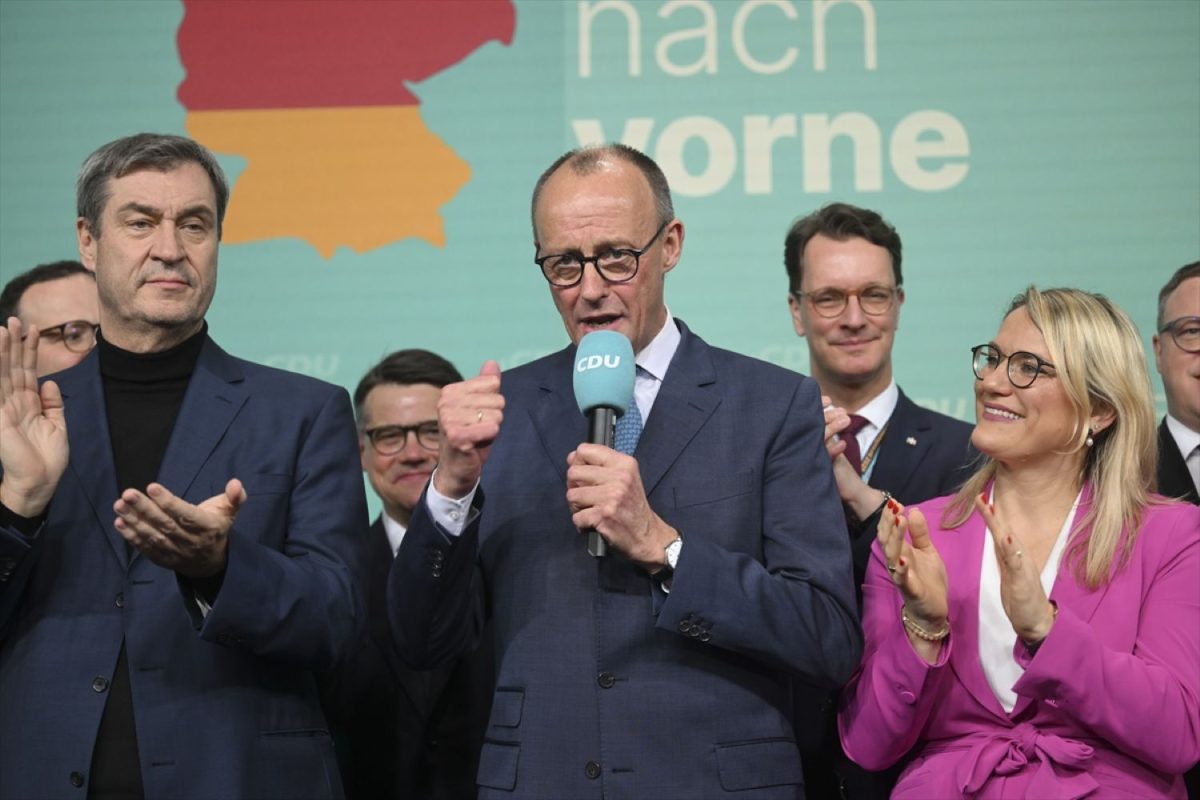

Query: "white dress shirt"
left=382, top=512, right=408, bottom=557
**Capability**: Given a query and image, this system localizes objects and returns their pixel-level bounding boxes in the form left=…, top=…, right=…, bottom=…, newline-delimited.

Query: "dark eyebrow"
left=116, top=202, right=215, bottom=223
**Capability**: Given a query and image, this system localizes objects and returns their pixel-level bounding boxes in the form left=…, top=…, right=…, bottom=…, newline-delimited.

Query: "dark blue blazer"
left=321, top=517, right=493, bottom=800
left=0, top=337, right=368, bottom=800
left=390, top=320, right=862, bottom=799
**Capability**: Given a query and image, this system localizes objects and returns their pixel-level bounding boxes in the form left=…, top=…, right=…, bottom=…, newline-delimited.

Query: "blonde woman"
left=838, top=287, right=1200, bottom=798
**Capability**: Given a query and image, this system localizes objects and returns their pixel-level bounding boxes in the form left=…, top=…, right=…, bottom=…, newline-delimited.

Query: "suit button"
left=678, top=620, right=692, bottom=634
left=698, top=631, right=711, bottom=643
left=899, top=690, right=916, bottom=705
left=114, top=593, right=125, bottom=608
left=69, top=771, right=85, bottom=788
left=217, top=633, right=234, bottom=646
left=584, top=761, right=601, bottom=779
left=597, top=672, right=616, bottom=689
left=92, top=677, right=109, bottom=693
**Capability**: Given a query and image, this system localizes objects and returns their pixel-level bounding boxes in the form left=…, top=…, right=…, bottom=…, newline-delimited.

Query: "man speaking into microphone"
left=390, top=144, right=861, bottom=798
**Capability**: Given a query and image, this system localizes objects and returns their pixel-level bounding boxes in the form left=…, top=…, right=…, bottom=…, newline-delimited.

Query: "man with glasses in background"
left=390, top=144, right=861, bottom=798
left=322, top=348, right=492, bottom=799
left=0, top=260, right=99, bottom=376
left=784, top=203, right=976, bottom=799
left=1152, top=261, right=1200, bottom=800
left=1154, top=262, right=1200, bottom=508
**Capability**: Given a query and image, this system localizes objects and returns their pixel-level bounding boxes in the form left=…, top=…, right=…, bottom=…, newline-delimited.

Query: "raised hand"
left=0, top=318, right=69, bottom=517
left=974, top=494, right=1056, bottom=644
left=432, top=360, right=504, bottom=499
left=878, top=500, right=949, bottom=632
left=565, top=444, right=677, bottom=570
left=823, top=395, right=884, bottom=519
left=114, top=478, right=246, bottom=578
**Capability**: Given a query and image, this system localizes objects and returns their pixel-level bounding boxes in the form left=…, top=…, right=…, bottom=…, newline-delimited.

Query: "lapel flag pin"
left=905, top=436, right=917, bottom=446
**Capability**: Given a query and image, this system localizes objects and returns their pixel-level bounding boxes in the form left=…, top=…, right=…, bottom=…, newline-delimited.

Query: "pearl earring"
left=1086, top=428, right=1094, bottom=447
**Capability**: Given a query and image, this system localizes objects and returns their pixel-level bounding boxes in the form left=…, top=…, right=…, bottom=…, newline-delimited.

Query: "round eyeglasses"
left=791, top=285, right=899, bottom=319
left=25, top=320, right=99, bottom=353
left=364, top=421, right=441, bottom=455
left=535, top=221, right=669, bottom=288
left=1159, top=316, right=1200, bottom=354
left=971, top=343, right=1056, bottom=389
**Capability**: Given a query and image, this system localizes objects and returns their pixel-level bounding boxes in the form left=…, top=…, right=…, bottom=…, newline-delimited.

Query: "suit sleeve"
left=0, top=519, right=42, bottom=641
left=837, top=539, right=953, bottom=770
left=186, top=387, right=369, bottom=671
left=1011, top=507, right=1200, bottom=774
left=386, top=489, right=487, bottom=670
left=655, top=376, right=863, bottom=687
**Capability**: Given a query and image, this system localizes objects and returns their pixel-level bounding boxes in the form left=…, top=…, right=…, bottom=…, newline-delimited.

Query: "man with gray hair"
left=390, top=144, right=861, bottom=798
left=0, top=133, right=367, bottom=799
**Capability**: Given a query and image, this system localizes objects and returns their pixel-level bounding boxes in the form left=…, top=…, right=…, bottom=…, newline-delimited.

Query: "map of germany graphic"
left=177, top=0, right=515, bottom=257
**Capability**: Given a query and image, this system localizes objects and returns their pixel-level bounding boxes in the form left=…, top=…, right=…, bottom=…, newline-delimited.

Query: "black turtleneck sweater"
left=88, top=325, right=206, bottom=800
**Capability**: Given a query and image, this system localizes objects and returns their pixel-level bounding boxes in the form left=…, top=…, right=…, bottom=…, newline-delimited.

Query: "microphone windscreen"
left=572, top=331, right=635, bottom=416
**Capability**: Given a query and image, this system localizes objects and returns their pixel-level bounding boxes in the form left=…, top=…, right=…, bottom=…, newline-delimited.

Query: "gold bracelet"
left=902, top=606, right=950, bottom=642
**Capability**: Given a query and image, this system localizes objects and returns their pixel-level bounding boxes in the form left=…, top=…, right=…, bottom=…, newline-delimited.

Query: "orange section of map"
left=186, top=106, right=470, bottom=257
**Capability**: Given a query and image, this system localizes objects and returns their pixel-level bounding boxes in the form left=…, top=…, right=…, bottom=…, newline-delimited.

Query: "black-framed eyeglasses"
left=791, top=284, right=900, bottom=319
left=1159, top=315, right=1200, bottom=354
left=971, top=343, right=1056, bottom=389
left=24, top=320, right=99, bottom=353
left=363, top=421, right=441, bottom=455
left=535, top=220, right=670, bottom=288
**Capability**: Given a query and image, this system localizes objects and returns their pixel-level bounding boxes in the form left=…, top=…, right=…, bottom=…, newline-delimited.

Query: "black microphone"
left=572, top=331, right=635, bottom=557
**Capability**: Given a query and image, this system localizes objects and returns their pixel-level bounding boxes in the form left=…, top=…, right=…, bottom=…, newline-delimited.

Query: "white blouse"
left=977, top=489, right=1079, bottom=712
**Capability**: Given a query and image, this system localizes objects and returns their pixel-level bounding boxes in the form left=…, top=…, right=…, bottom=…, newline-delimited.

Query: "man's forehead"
left=104, top=164, right=217, bottom=209
left=1165, top=277, right=1200, bottom=311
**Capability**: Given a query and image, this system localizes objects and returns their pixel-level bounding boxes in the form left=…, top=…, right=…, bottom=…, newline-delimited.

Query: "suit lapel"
left=529, top=346, right=587, bottom=486
left=636, top=321, right=720, bottom=496
left=57, top=351, right=127, bottom=568
left=153, top=338, right=248, bottom=503
left=1158, top=419, right=1200, bottom=504
left=868, top=390, right=933, bottom=498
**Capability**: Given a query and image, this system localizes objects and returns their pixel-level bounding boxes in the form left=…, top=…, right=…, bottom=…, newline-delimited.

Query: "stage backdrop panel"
left=2, top=0, right=1196, bottom=518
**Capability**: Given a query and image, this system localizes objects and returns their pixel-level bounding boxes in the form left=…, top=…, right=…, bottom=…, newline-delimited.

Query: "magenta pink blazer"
left=839, top=487, right=1200, bottom=799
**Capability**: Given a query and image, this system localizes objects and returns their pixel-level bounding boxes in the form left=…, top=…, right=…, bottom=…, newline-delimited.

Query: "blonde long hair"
left=944, top=287, right=1158, bottom=588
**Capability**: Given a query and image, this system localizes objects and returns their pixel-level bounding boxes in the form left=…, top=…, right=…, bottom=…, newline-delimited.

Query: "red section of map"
left=177, top=0, right=515, bottom=110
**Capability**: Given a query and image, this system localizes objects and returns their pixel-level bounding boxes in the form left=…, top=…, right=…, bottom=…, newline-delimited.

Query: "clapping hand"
left=974, top=494, right=1056, bottom=645
left=878, top=499, right=949, bottom=655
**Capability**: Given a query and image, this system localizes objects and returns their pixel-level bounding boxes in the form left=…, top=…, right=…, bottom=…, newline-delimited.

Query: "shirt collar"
left=635, top=309, right=680, bottom=383
left=381, top=511, right=408, bottom=557
left=1166, top=414, right=1200, bottom=458
left=854, top=380, right=899, bottom=431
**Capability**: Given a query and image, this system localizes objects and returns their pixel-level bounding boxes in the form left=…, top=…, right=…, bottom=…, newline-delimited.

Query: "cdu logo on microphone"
left=576, top=353, right=622, bottom=372
left=573, top=331, right=634, bottom=416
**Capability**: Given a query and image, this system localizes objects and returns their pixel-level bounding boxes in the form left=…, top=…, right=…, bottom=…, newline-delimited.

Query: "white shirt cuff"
left=425, top=469, right=478, bottom=537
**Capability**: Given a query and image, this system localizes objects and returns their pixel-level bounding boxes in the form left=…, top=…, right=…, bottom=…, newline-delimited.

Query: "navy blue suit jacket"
left=0, top=337, right=368, bottom=800
left=390, top=321, right=862, bottom=799
left=321, top=517, right=493, bottom=799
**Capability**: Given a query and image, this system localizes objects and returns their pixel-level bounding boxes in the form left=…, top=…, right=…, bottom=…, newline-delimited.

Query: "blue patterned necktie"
left=614, top=397, right=643, bottom=455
